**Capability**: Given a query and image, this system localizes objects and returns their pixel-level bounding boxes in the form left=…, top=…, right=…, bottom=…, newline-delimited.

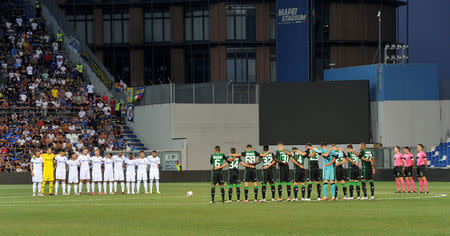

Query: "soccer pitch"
left=1, top=182, right=449, bottom=236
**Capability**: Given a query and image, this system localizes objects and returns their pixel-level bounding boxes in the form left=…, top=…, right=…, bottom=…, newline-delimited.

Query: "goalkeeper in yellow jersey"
left=41, top=147, right=56, bottom=195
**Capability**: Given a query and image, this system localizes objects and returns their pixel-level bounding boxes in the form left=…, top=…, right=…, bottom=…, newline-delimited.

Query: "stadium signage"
left=68, top=36, right=79, bottom=52
left=80, top=51, right=113, bottom=89
left=278, top=8, right=307, bottom=24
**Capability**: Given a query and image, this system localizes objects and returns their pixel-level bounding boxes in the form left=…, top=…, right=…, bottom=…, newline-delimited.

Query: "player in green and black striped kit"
left=291, top=147, right=308, bottom=201
left=210, top=146, right=228, bottom=203
left=346, top=144, right=361, bottom=200
left=254, top=145, right=276, bottom=202
left=355, top=142, right=375, bottom=199
left=306, top=143, right=322, bottom=201
left=229, top=144, right=260, bottom=202
left=273, top=142, right=293, bottom=201
left=332, top=145, right=348, bottom=199
left=226, top=148, right=241, bottom=202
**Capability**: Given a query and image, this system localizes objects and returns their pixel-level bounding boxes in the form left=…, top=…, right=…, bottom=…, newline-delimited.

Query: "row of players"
left=30, top=148, right=161, bottom=196
left=209, top=142, right=429, bottom=203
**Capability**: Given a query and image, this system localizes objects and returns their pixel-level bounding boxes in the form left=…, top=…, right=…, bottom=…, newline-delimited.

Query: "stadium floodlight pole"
left=377, top=10, right=382, bottom=65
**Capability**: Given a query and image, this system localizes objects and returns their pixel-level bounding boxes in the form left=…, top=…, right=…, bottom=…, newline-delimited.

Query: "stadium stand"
left=0, top=0, right=146, bottom=173
left=427, top=138, right=450, bottom=168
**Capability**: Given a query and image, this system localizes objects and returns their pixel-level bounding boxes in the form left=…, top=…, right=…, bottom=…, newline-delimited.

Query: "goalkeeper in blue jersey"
left=318, top=143, right=337, bottom=201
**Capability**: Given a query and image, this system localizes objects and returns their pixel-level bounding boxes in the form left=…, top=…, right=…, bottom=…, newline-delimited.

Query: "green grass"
left=0, top=182, right=449, bottom=236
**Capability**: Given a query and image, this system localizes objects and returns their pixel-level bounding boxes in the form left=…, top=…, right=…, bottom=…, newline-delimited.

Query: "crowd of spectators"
left=0, top=1, right=128, bottom=172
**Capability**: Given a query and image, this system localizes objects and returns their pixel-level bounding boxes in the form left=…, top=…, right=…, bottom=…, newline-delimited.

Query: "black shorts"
left=308, top=168, right=320, bottom=182
left=244, top=168, right=257, bottom=182
left=348, top=167, right=360, bottom=180
left=278, top=166, right=290, bottom=182
left=361, top=166, right=374, bottom=180
left=417, top=165, right=426, bottom=178
left=335, top=166, right=346, bottom=181
left=261, top=167, right=275, bottom=184
left=211, top=170, right=224, bottom=185
left=228, top=169, right=240, bottom=185
left=404, top=166, right=413, bottom=177
left=293, top=166, right=305, bottom=183
left=394, top=166, right=403, bottom=178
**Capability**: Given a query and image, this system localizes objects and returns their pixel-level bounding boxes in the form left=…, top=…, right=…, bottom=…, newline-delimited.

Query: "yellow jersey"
left=41, top=153, right=55, bottom=172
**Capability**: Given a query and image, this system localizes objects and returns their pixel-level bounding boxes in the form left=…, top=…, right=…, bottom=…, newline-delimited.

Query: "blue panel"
left=439, top=80, right=450, bottom=100
left=276, top=0, right=308, bottom=82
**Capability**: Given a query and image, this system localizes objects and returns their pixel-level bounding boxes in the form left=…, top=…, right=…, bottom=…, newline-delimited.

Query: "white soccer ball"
left=186, top=191, right=193, bottom=197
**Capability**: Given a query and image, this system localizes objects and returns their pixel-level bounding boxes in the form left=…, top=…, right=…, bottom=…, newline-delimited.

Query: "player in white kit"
left=113, top=152, right=125, bottom=194
left=67, top=153, right=80, bottom=195
left=54, top=151, right=68, bottom=195
left=136, top=151, right=150, bottom=194
left=78, top=148, right=91, bottom=195
left=90, top=149, right=104, bottom=195
left=148, top=150, right=161, bottom=194
left=30, top=151, right=44, bottom=196
left=103, top=153, right=115, bottom=194
left=125, top=153, right=137, bottom=194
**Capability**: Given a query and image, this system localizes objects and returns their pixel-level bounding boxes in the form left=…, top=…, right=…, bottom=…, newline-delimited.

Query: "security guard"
left=56, top=30, right=63, bottom=46
left=36, top=0, right=41, bottom=18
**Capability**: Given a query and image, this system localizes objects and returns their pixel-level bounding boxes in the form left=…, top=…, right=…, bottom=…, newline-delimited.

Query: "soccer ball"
left=186, top=191, right=193, bottom=197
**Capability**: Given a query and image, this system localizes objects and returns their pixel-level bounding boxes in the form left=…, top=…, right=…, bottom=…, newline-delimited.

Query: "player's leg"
left=236, top=174, right=241, bottom=202
left=143, top=173, right=148, bottom=193
left=227, top=170, right=233, bottom=202
left=68, top=182, right=72, bottom=195
left=261, top=170, right=266, bottom=201
left=251, top=170, right=258, bottom=202
left=62, top=180, right=66, bottom=195
left=136, top=173, right=142, bottom=193
left=243, top=169, right=250, bottom=202
left=97, top=180, right=102, bottom=194
left=41, top=171, right=47, bottom=195
left=277, top=169, right=283, bottom=201
left=79, top=180, right=83, bottom=194
left=32, top=181, right=37, bottom=196
left=285, top=169, right=291, bottom=201
left=220, top=174, right=225, bottom=203
left=269, top=175, right=276, bottom=201
left=322, top=168, right=329, bottom=200
left=315, top=169, right=321, bottom=200
left=210, top=171, right=216, bottom=203
left=149, top=175, right=154, bottom=194
left=55, top=179, right=59, bottom=195
left=330, top=169, right=336, bottom=200
left=74, top=182, right=79, bottom=195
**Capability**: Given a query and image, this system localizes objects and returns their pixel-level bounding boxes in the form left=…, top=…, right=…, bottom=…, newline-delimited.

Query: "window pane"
left=123, top=19, right=129, bottom=43
left=193, top=17, right=203, bottom=40
left=113, top=14, right=121, bottom=19
left=204, top=16, right=209, bottom=40
left=270, top=17, right=276, bottom=40
left=104, top=20, right=111, bottom=43
left=153, top=19, right=163, bottom=41
left=153, top=12, right=162, bottom=17
left=87, top=21, right=94, bottom=44
left=227, top=59, right=235, bottom=81
left=67, top=15, right=75, bottom=21
left=87, top=14, right=93, bottom=20
left=248, top=59, right=256, bottom=82
left=144, top=19, right=152, bottom=42
left=236, top=59, right=244, bottom=82
left=226, top=16, right=234, bottom=39
left=164, top=18, right=170, bottom=41
left=193, top=11, right=202, bottom=16
left=235, top=16, right=244, bottom=40
left=75, top=21, right=86, bottom=42
left=112, top=20, right=122, bottom=43
left=185, top=17, right=192, bottom=41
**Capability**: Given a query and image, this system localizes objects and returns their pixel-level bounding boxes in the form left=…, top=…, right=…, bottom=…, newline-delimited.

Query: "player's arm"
left=252, top=157, right=262, bottom=165
left=326, top=157, right=335, bottom=167
left=272, top=154, right=283, bottom=164
left=259, top=151, right=270, bottom=157
left=372, top=155, right=376, bottom=174
left=30, top=161, right=34, bottom=176
left=263, top=160, right=276, bottom=169
left=336, top=157, right=347, bottom=166
left=282, top=149, right=292, bottom=156
left=239, top=161, right=254, bottom=168
left=346, top=154, right=359, bottom=167
left=227, top=156, right=238, bottom=162
left=229, top=153, right=242, bottom=157
left=290, top=156, right=303, bottom=168
left=321, top=148, right=332, bottom=157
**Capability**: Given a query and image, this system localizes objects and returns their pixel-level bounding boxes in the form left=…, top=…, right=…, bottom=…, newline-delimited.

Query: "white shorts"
left=92, top=170, right=102, bottom=182
left=68, top=172, right=79, bottom=183
left=149, top=169, right=159, bottom=180
left=114, top=169, right=124, bottom=181
left=104, top=170, right=114, bottom=182
left=55, top=168, right=66, bottom=180
left=32, top=171, right=43, bottom=183
left=126, top=171, right=136, bottom=182
left=136, top=171, right=147, bottom=181
left=79, top=169, right=90, bottom=180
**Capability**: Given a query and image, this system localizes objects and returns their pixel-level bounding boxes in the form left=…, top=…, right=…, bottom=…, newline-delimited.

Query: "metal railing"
left=137, top=81, right=259, bottom=105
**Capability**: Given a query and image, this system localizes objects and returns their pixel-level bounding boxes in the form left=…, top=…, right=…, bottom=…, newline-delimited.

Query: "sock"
left=419, top=180, right=423, bottom=192
left=49, top=182, right=53, bottom=194
left=110, top=182, right=114, bottom=193
left=271, top=184, right=276, bottom=199
left=55, top=181, right=59, bottom=194
left=307, top=183, right=312, bottom=198
left=41, top=181, right=46, bottom=194
left=316, top=183, right=321, bottom=198
left=33, top=183, right=37, bottom=194
left=343, top=183, right=347, bottom=197
left=127, top=182, right=130, bottom=193
left=228, top=186, right=233, bottom=200
left=261, top=185, right=266, bottom=199
left=362, top=181, right=367, bottom=197
left=211, top=186, right=216, bottom=202
left=137, top=181, right=141, bottom=193
left=277, top=184, right=282, bottom=198
left=370, top=181, right=375, bottom=196
left=411, top=179, right=415, bottom=192
left=86, top=182, right=90, bottom=193
left=396, top=179, right=401, bottom=191
left=236, top=185, right=241, bottom=200
left=79, top=182, right=83, bottom=193
left=62, top=182, right=66, bottom=194
left=104, top=182, right=107, bottom=193
left=156, top=180, right=159, bottom=192
left=331, top=183, right=336, bottom=198
left=301, top=185, right=306, bottom=198
left=131, top=182, right=135, bottom=193
left=244, top=187, right=249, bottom=200
left=401, top=178, right=405, bottom=192
left=38, top=182, right=42, bottom=195
left=424, top=179, right=428, bottom=192
left=121, top=182, right=125, bottom=192
left=356, top=182, right=361, bottom=197
left=98, top=182, right=102, bottom=193
left=150, top=179, right=154, bottom=192
left=293, top=185, right=298, bottom=199
left=68, top=184, right=71, bottom=194
left=74, top=184, right=78, bottom=194
left=144, top=181, right=148, bottom=192
left=349, top=181, right=354, bottom=197
left=406, top=179, right=411, bottom=191
left=114, top=182, right=117, bottom=192
left=92, top=182, right=96, bottom=193
left=221, top=186, right=225, bottom=202
left=254, top=186, right=258, bottom=200
left=323, top=183, right=328, bottom=198
left=286, top=183, right=291, bottom=198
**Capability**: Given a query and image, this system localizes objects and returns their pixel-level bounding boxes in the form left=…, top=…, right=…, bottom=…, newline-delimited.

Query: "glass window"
left=67, top=13, right=94, bottom=45
left=144, top=10, right=171, bottom=42
left=226, top=4, right=256, bottom=41
left=186, top=48, right=210, bottom=83
left=270, top=47, right=277, bottom=82
left=270, top=3, right=276, bottom=40
left=103, top=12, right=129, bottom=44
left=226, top=48, right=256, bottom=82
left=185, top=9, right=209, bottom=41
